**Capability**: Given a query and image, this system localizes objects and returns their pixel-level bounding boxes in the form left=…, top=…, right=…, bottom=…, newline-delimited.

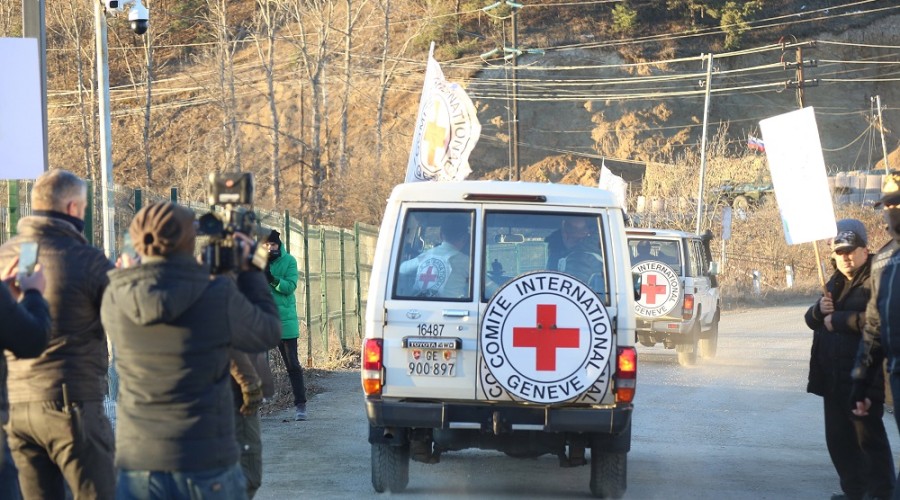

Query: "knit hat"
left=266, top=230, right=282, bottom=245
left=129, top=202, right=196, bottom=258
left=832, top=218, right=868, bottom=252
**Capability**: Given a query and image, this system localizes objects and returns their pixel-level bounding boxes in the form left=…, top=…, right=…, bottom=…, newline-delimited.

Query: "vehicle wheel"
left=371, top=442, right=410, bottom=493
left=699, top=318, right=719, bottom=359
left=590, top=451, right=626, bottom=498
left=732, top=195, right=750, bottom=211
left=676, top=326, right=699, bottom=366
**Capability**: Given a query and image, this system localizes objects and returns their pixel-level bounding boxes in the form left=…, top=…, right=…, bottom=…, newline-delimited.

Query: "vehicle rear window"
left=484, top=211, right=608, bottom=303
left=628, top=238, right=682, bottom=275
left=393, top=209, right=474, bottom=301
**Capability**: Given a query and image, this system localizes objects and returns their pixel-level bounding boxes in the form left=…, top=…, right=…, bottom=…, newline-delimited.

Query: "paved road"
left=255, top=303, right=900, bottom=499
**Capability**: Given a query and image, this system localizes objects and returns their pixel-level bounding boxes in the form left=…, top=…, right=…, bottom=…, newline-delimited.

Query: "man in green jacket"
left=264, top=230, right=308, bottom=420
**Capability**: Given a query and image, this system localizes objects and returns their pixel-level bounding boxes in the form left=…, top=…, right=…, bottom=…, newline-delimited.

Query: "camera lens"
left=130, top=20, right=149, bottom=35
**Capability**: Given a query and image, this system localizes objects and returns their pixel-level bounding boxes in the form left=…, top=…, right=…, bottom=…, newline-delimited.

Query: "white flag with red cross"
left=404, top=43, right=482, bottom=183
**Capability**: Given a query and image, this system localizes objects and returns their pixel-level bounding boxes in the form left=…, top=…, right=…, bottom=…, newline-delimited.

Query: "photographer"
left=101, top=202, right=281, bottom=498
left=0, top=257, right=51, bottom=499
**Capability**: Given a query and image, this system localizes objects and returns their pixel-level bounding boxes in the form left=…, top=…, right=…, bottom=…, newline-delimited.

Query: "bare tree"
left=253, top=0, right=283, bottom=204
left=337, top=0, right=369, bottom=176
left=48, top=0, right=96, bottom=182
left=284, top=0, right=335, bottom=218
left=206, top=0, right=242, bottom=173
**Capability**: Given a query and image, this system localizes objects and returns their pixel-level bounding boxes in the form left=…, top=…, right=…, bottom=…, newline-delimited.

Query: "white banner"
left=0, top=38, right=45, bottom=179
left=759, top=107, right=835, bottom=245
left=405, top=44, right=481, bottom=183
left=597, top=160, right=627, bottom=212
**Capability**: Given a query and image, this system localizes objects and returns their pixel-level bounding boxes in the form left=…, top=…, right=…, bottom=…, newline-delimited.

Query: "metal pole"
left=694, top=52, right=713, bottom=234
left=94, top=1, right=116, bottom=258
left=876, top=95, right=890, bottom=172
left=511, top=7, right=520, bottom=181
left=22, top=0, right=49, bottom=171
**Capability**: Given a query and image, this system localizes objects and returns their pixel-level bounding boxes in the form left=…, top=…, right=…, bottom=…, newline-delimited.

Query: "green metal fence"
left=2, top=180, right=378, bottom=367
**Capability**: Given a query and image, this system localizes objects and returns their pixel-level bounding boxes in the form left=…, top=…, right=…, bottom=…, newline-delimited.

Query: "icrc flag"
left=597, top=160, right=628, bottom=212
left=405, top=44, right=482, bottom=183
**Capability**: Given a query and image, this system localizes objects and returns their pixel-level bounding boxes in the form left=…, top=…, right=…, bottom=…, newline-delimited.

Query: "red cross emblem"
left=418, top=265, right=439, bottom=288
left=513, top=304, right=580, bottom=371
left=641, top=274, right=667, bottom=305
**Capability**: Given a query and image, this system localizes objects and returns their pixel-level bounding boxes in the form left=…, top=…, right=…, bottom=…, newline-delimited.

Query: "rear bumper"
left=365, top=398, right=633, bottom=435
left=636, top=316, right=697, bottom=338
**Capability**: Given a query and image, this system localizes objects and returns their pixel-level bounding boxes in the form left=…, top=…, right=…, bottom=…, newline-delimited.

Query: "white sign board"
left=0, top=38, right=45, bottom=179
left=759, top=107, right=835, bottom=245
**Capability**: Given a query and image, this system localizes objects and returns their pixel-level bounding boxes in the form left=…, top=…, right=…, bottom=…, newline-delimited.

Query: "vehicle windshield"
left=628, top=238, right=682, bottom=275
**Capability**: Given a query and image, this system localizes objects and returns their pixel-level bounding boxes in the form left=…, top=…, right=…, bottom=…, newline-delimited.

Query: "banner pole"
left=812, top=240, right=827, bottom=293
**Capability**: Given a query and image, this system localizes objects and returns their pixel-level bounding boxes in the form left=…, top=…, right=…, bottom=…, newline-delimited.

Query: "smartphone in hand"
left=18, top=242, right=38, bottom=278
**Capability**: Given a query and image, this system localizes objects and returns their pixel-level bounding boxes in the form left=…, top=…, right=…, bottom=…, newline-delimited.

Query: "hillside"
left=3, top=0, right=898, bottom=226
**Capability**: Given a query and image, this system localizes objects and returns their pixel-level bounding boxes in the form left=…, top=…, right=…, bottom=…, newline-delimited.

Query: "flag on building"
left=405, top=44, right=482, bottom=183
left=597, top=159, right=628, bottom=212
left=747, top=135, right=765, bottom=152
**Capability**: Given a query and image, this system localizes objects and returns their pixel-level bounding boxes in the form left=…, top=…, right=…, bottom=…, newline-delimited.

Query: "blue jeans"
left=116, top=463, right=248, bottom=500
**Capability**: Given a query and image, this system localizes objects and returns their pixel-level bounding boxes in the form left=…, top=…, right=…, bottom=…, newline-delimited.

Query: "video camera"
left=197, top=172, right=268, bottom=274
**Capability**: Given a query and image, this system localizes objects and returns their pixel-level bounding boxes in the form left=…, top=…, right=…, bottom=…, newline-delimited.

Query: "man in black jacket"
left=852, top=171, right=900, bottom=498
left=0, top=258, right=51, bottom=499
left=101, top=202, right=281, bottom=498
left=805, top=219, right=894, bottom=500
left=0, top=169, right=115, bottom=499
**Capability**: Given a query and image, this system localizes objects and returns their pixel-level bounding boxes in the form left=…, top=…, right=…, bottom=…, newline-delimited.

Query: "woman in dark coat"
left=804, top=219, right=895, bottom=500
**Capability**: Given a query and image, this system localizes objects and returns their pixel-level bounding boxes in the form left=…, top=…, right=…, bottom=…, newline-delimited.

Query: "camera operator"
left=100, top=202, right=281, bottom=498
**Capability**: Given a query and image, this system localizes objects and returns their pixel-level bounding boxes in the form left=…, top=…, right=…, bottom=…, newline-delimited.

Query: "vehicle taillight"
left=615, top=347, right=636, bottom=403
left=682, top=294, right=694, bottom=320
left=362, top=338, right=383, bottom=396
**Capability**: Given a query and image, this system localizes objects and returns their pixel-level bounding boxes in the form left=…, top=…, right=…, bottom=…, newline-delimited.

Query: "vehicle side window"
left=393, top=209, right=473, bottom=301
left=685, top=239, right=705, bottom=278
left=695, top=240, right=710, bottom=277
left=484, top=212, right=608, bottom=303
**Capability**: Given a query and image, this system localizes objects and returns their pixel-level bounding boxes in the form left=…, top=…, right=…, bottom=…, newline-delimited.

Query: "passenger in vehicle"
left=398, top=215, right=471, bottom=298
left=546, top=217, right=592, bottom=270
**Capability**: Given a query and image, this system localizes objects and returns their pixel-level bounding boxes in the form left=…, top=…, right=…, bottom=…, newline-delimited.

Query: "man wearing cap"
left=805, top=219, right=895, bottom=500
left=101, top=201, right=281, bottom=498
left=852, top=170, right=900, bottom=496
left=0, top=169, right=115, bottom=499
left=263, top=230, right=307, bottom=421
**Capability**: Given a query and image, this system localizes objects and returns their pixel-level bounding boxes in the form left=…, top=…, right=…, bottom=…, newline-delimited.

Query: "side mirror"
left=632, top=272, right=642, bottom=301
left=708, top=261, right=719, bottom=276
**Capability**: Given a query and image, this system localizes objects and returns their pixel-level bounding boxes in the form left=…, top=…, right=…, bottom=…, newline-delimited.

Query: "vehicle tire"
left=675, top=326, right=699, bottom=366
left=371, top=442, right=410, bottom=493
left=732, top=195, right=750, bottom=211
left=590, top=451, right=627, bottom=498
left=699, top=318, right=718, bottom=359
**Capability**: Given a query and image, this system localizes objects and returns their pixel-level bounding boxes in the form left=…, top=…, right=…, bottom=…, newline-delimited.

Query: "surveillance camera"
left=128, top=0, right=149, bottom=35
left=103, top=0, right=119, bottom=9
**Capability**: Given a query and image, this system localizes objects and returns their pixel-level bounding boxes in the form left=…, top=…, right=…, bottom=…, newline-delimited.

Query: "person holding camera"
left=263, top=230, right=308, bottom=421
left=0, top=169, right=116, bottom=500
left=804, top=219, right=894, bottom=500
left=0, top=257, right=51, bottom=499
left=101, top=202, right=281, bottom=498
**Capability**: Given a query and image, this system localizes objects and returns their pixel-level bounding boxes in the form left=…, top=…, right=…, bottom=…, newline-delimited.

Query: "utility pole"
left=22, top=0, right=48, bottom=171
left=782, top=40, right=818, bottom=108
left=874, top=95, right=891, bottom=172
left=695, top=52, right=713, bottom=234
left=510, top=4, right=520, bottom=181
left=95, top=0, right=116, bottom=258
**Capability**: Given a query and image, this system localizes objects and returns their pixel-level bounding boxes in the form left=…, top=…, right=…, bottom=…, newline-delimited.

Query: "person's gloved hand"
left=240, top=381, right=264, bottom=416
left=264, top=266, right=276, bottom=285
